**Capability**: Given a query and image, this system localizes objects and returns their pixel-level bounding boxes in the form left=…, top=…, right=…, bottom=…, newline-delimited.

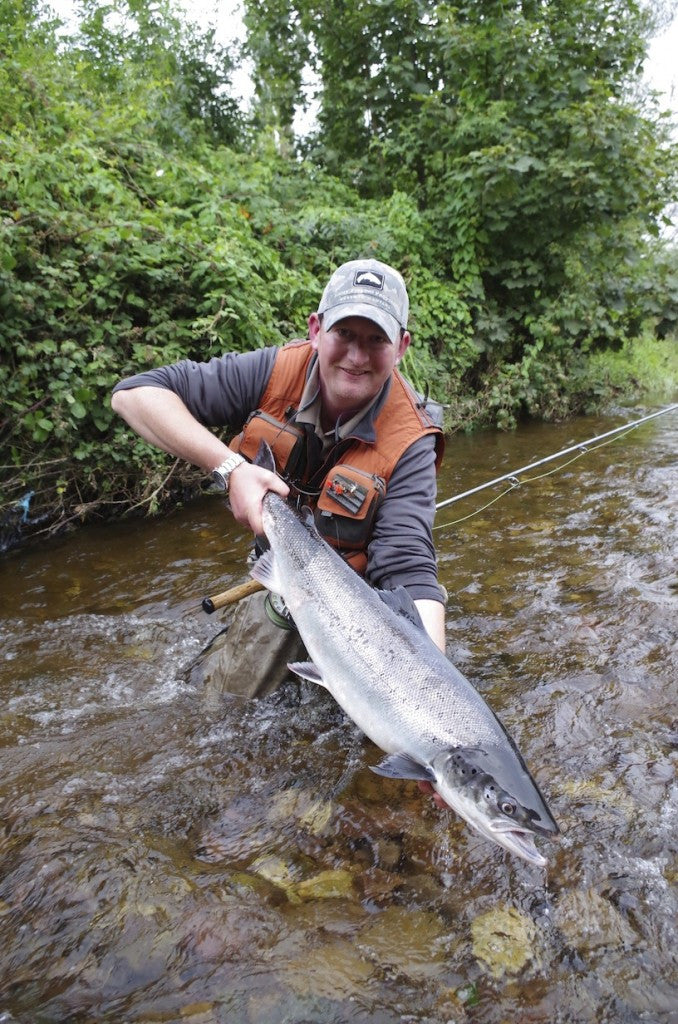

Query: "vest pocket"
left=315, top=465, right=385, bottom=552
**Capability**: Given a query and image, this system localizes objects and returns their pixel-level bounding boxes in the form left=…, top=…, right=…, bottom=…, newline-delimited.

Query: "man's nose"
left=346, top=339, right=369, bottom=363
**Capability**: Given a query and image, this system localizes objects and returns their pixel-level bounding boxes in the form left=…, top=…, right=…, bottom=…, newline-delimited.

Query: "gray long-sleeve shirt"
left=113, top=345, right=443, bottom=603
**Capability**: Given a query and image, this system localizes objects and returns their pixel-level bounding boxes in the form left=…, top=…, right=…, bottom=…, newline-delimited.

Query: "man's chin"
left=335, top=373, right=376, bottom=398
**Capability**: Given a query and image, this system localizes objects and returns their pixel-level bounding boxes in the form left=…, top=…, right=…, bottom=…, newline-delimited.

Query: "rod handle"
left=202, top=578, right=265, bottom=614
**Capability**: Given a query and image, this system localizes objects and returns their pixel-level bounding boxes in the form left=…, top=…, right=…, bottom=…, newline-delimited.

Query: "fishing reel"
left=264, top=591, right=296, bottom=631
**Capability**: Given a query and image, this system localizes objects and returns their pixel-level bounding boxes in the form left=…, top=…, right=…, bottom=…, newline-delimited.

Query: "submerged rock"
left=267, top=787, right=334, bottom=835
left=554, top=888, right=637, bottom=954
left=358, top=905, right=451, bottom=979
left=249, top=854, right=298, bottom=891
left=471, top=903, right=539, bottom=979
left=288, top=868, right=355, bottom=903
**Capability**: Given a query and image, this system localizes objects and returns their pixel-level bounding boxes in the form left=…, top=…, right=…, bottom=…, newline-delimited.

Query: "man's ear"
left=308, top=312, right=321, bottom=350
left=396, top=330, right=411, bottom=365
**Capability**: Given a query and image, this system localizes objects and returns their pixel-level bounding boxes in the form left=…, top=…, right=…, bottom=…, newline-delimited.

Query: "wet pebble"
left=288, top=868, right=355, bottom=903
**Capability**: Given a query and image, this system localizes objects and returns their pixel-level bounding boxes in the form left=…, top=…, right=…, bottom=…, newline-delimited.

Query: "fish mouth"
left=488, top=820, right=552, bottom=867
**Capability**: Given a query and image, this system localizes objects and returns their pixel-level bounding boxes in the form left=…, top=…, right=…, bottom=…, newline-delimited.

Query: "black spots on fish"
left=482, top=780, right=518, bottom=818
left=450, top=751, right=480, bottom=778
left=447, top=749, right=518, bottom=817
left=445, top=749, right=518, bottom=818
left=484, top=782, right=497, bottom=803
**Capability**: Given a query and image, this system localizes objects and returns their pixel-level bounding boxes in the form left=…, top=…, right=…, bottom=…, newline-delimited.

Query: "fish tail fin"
left=253, top=440, right=276, bottom=473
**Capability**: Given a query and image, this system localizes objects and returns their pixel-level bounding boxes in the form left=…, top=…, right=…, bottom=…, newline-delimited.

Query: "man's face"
left=308, top=313, right=410, bottom=422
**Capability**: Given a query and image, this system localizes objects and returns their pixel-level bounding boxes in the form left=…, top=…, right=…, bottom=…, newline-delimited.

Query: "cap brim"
left=323, top=303, right=400, bottom=344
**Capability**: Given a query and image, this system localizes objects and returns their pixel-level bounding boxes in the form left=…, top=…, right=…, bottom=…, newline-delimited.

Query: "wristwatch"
left=211, top=452, right=246, bottom=493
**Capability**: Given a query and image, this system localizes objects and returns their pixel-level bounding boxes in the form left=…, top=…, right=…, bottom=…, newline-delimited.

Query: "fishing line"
left=433, top=407, right=674, bottom=532
left=433, top=483, right=518, bottom=529
left=517, top=426, right=636, bottom=486
left=201, top=404, right=674, bottom=604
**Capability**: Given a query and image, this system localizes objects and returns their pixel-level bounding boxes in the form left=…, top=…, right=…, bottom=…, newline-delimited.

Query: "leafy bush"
left=1, top=0, right=676, bottom=551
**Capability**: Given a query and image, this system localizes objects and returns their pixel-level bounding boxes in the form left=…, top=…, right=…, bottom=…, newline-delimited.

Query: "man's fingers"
left=263, top=468, right=289, bottom=496
left=227, top=463, right=289, bottom=536
left=417, top=780, right=449, bottom=811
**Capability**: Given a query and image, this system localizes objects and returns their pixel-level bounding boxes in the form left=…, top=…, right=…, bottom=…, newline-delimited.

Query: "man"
left=111, top=257, right=446, bottom=698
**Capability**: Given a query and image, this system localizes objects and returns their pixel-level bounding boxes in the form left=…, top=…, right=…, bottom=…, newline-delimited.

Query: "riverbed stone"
left=554, top=888, right=637, bottom=953
left=268, top=787, right=334, bottom=835
left=471, top=903, right=539, bottom=979
left=357, top=904, right=450, bottom=979
left=288, top=868, right=356, bottom=902
left=249, top=854, right=298, bottom=892
left=283, top=938, right=375, bottom=1001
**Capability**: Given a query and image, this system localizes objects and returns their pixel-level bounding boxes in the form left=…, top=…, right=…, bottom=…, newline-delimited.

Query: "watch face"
left=212, top=454, right=243, bottom=492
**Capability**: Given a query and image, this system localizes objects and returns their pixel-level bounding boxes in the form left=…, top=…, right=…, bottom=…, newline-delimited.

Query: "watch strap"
left=211, top=452, right=246, bottom=492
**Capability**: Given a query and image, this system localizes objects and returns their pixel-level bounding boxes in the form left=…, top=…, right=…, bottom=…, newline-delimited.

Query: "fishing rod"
left=202, top=577, right=263, bottom=614
left=202, top=402, right=676, bottom=611
left=435, top=403, right=678, bottom=511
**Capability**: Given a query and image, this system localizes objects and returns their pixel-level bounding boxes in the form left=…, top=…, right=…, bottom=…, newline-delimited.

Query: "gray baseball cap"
left=317, top=258, right=409, bottom=344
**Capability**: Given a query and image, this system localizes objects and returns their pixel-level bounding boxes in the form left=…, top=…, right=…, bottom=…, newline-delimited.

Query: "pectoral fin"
left=288, top=661, right=328, bottom=688
left=253, top=440, right=276, bottom=473
left=370, top=752, right=435, bottom=782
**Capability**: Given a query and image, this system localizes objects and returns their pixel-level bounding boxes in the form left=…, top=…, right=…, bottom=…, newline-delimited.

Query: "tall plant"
left=244, top=0, right=677, bottom=364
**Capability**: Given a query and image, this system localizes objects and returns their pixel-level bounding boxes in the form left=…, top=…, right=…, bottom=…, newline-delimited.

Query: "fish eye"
left=500, top=799, right=516, bottom=816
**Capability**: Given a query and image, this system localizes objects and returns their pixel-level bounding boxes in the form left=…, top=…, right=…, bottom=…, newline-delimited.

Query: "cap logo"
left=354, top=270, right=384, bottom=290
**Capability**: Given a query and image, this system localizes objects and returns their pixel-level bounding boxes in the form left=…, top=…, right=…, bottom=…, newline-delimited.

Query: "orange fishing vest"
left=233, top=340, right=443, bottom=573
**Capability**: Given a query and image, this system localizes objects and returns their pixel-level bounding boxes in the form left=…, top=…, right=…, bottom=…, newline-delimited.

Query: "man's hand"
left=418, top=781, right=451, bottom=810
left=227, top=461, right=289, bottom=537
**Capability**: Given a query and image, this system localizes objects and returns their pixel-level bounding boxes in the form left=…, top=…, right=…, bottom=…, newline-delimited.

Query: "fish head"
left=431, top=746, right=559, bottom=868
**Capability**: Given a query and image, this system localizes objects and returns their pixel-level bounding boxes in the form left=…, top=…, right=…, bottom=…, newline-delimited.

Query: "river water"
left=0, top=403, right=676, bottom=1024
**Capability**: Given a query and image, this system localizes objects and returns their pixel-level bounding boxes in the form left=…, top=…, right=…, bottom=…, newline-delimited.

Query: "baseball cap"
left=317, top=258, right=409, bottom=344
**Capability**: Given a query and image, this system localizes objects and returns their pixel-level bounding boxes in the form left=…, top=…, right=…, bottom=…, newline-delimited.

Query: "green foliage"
left=579, top=332, right=678, bottom=398
left=1, top=0, right=677, bottom=550
left=388, top=1, right=676, bottom=365
left=444, top=333, right=678, bottom=432
left=242, top=0, right=310, bottom=151
left=70, top=0, right=246, bottom=146
left=247, top=0, right=677, bottom=367
left=0, top=130, right=305, bottom=525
